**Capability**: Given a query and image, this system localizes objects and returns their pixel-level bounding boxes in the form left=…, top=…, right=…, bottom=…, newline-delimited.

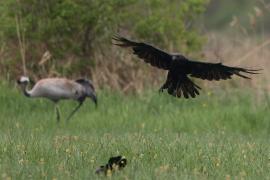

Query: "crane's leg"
left=66, top=102, right=83, bottom=122
left=55, top=104, right=61, bottom=123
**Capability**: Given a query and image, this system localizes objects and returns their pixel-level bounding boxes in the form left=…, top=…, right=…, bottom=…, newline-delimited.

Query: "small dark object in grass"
left=96, top=156, right=127, bottom=176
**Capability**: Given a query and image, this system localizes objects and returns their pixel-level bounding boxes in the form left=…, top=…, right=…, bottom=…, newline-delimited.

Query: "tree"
left=0, top=0, right=209, bottom=80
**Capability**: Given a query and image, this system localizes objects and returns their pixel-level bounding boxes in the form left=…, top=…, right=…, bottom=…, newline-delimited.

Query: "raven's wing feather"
left=113, top=35, right=172, bottom=70
left=187, top=61, right=260, bottom=80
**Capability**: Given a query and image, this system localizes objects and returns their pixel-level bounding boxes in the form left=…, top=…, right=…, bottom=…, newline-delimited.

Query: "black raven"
left=113, top=35, right=260, bottom=98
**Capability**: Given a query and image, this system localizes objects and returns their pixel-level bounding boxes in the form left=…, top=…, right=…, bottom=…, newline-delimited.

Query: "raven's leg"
left=66, top=101, right=83, bottom=122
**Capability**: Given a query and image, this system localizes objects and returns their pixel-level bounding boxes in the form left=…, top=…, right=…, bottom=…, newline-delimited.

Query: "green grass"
left=0, top=84, right=270, bottom=179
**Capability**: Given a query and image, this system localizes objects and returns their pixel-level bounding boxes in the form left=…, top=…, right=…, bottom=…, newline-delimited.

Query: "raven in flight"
left=113, top=35, right=260, bottom=98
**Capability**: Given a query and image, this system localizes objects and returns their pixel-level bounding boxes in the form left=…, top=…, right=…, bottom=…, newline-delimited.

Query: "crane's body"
left=17, top=76, right=97, bottom=122
left=26, top=78, right=86, bottom=101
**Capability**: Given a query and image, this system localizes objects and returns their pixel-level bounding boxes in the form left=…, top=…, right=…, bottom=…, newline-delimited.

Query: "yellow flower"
left=18, top=159, right=24, bottom=165
left=216, top=158, right=221, bottom=166
left=106, top=169, right=112, bottom=177
left=16, top=122, right=20, bottom=128
left=1, top=173, right=7, bottom=179
left=41, top=172, right=47, bottom=177
left=141, top=123, right=145, bottom=129
left=2, top=173, right=11, bottom=180
left=239, top=171, right=246, bottom=177
left=39, top=158, right=45, bottom=165
left=112, top=164, right=119, bottom=171
left=58, top=163, right=64, bottom=171
left=65, top=148, right=71, bottom=153
left=156, top=164, right=170, bottom=174
left=73, top=136, right=79, bottom=141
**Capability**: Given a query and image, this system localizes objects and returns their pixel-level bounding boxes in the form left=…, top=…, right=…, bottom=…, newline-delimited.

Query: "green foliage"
left=0, top=0, right=209, bottom=78
left=0, top=85, right=269, bottom=179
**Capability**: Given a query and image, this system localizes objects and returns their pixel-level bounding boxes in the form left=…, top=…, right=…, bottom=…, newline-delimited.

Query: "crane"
left=17, top=76, right=97, bottom=122
left=113, top=35, right=260, bottom=98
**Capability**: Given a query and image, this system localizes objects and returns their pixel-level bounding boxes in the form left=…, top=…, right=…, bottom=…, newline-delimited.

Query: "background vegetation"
left=0, top=0, right=208, bottom=85
left=1, top=0, right=269, bottom=93
left=205, top=0, right=270, bottom=32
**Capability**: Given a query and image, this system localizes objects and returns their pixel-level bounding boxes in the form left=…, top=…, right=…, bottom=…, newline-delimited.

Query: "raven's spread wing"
left=187, top=61, right=260, bottom=80
left=113, top=35, right=172, bottom=70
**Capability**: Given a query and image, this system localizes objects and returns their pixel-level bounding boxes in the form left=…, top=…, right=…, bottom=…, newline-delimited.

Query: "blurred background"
left=0, top=0, right=269, bottom=95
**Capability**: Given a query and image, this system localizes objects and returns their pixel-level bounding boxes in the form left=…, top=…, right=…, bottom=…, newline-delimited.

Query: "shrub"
left=0, top=0, right=209, bottom=87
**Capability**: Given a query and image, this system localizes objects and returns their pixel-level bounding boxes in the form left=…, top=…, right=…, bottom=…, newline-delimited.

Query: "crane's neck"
left=19, top=82, right=32, bottom=97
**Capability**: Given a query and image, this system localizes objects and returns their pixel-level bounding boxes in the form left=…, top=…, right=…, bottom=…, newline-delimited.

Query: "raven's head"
left=172, top=53, right=186, bottom=61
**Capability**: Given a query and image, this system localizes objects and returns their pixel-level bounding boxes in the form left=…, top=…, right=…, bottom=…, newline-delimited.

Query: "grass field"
left=0, top=83, right=270, bottom=179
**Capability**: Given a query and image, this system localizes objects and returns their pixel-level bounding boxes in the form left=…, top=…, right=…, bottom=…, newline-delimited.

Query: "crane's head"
left=75, top=78, right=97, bottom=106
left=17, top=76, right=30, bottom=85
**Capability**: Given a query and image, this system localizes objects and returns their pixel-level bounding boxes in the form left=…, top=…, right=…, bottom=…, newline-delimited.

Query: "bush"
left=0, top=0, right=209, bottom=86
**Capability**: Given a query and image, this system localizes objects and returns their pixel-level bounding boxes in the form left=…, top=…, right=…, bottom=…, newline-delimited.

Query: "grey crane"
left=17, top=76, right=97, bottom=122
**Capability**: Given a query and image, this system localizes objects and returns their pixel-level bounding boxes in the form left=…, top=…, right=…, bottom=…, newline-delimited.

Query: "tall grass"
left=0, top=84, right=269, bottom=179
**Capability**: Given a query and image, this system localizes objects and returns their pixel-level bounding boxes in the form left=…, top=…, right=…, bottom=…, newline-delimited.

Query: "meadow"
left=0, top=83, right=269, bottom=180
